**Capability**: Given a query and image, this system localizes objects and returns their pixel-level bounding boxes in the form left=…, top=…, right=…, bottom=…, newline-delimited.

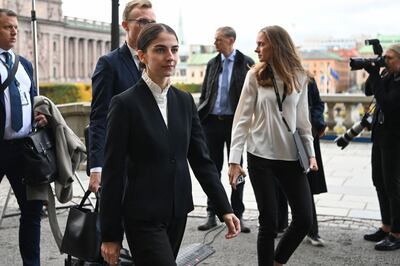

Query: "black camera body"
left=350, top=39, right=385, bottom=71
left=335, top=113, right=373, bottom=149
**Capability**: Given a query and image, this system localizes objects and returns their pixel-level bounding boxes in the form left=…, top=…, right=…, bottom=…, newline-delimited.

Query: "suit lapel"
left=166, top=88, right=179, bottom=150
left=119, top=43, right=140, bottom=81
left=139, top=80, right=169, bottom=133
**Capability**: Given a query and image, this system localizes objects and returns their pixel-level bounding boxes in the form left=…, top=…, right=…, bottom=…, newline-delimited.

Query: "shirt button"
left=170, top=159, right=176, bottom=164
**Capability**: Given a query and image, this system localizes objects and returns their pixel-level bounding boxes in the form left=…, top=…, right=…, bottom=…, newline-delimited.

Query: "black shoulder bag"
left=271, top=72, right=310, bottom=174
left=21, top=122, right=57, bottom=185
left=1, top=54, right=57, bottom=185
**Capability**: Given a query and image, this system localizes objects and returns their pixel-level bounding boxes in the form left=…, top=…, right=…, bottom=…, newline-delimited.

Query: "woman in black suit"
left=304, top=77, right=327, bottom=246
left=100, top=23, right=240, bottom=266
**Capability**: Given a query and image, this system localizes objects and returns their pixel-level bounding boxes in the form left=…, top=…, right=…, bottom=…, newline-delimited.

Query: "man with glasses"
left=88, top=0, right=155, bottom=193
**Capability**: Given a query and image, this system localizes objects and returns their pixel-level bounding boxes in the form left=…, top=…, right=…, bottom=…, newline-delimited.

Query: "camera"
left=349, top=39, right=386, bottom=71
left=335, top=113, right=373, bottom=149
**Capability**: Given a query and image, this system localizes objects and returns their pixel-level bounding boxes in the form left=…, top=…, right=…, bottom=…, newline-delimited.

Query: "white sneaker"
left=306, top=235, right=325, bottom=247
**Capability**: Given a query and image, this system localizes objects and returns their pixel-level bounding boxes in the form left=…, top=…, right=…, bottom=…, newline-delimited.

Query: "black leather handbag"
left=21, top=126, right=57, bottom=185
left=61, top=190, right=101, bottom=262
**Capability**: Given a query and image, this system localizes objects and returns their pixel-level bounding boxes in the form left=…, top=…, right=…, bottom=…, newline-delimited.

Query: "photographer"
left=363, top=44, right=400, bottom=251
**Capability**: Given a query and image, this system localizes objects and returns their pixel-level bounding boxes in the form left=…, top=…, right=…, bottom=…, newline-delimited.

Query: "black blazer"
left=0, top=56, right=36, bottom=140
left=307, top=78, right=327, bottom=194
left=89, top=43, right=141, bottom=169
left=197, top=50, right=254, bottom=121
left=100, top=79, right=233, bottom=242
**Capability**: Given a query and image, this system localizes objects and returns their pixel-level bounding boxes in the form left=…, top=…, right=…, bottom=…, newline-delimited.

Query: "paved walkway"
left=1, top=141, right=378, bottom=226
left=2, top=140, right=400, bottom=265
left=191, top=140, right=379, bottom=223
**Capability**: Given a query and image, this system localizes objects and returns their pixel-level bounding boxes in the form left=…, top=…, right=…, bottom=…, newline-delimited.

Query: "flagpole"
left=31, top=0, right=39, bottom=93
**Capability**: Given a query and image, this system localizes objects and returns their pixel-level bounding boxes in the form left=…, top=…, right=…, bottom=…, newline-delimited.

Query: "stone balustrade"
left=58, top=93, right=374, bottom=141
left=320, top=94, right=374, bottom=138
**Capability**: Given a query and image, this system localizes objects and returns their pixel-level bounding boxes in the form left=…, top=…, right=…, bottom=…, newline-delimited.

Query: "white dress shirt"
left=142, top=71, right=170, bottom=127
left=229, top=68, right=314, bottom=164
left=127, top=43, right=141, bottom=71
left=0, top=49, right=32, bottom=140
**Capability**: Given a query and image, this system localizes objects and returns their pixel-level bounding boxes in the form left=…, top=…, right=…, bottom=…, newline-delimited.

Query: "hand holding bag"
left=21, top=124, right=57, bottom=185
left=61, top=190, right=101, bottom=262
left=271, top=69, right=310, bottom=173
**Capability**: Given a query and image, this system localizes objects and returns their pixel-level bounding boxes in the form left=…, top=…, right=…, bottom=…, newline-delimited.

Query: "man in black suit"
left=0, top=8, right=47, bottom=266
left=88, top=0, right=156, bottom=192
left=197, top=26, right=254, bottom=233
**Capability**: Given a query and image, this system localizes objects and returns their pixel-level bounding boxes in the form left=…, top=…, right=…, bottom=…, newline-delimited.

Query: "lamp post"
left=31, top=0, right=39, bottom=92
left=111, top=0, right=120, bottom=51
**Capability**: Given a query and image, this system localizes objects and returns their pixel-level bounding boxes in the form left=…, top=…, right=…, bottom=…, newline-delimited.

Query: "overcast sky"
left=63, top=0, right=399, bottom=53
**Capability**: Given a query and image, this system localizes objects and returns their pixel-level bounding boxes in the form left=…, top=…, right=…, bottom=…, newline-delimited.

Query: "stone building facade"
left=1, top=0, right=124, bottom=83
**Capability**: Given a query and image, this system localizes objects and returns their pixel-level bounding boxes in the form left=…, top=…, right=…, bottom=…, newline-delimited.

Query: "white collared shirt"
left=126, top=43, right=141, bottom=70
left=229, top=68, right=315, bottom=164
left=142, top=71, right=170, bottom=128
left=0, top=49, right=32, bottom=140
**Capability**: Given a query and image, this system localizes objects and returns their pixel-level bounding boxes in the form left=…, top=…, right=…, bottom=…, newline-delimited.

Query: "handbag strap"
left=271, top=69, right=291, bottom=132
left=79, top=190, right=100, bottom=212
left=0, top=54, right=20, bottom=92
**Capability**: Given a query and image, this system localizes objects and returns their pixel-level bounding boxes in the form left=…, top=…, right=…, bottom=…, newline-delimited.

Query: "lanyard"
left=271, top=69, right=291, bottom=132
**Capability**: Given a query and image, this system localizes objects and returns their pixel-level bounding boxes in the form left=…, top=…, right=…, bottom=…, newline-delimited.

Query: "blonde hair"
left=254, top=25, right=305, bottom=94
left=123, top=0, right=152, bottom=21
left=388, top=44, right=400, bottom=58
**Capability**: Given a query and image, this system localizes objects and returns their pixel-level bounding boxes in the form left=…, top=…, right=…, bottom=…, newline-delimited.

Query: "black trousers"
left=371, top=127, right=400, bottom=233
left=124, top=216, right=187, bottom=266
left=0, top=140, right=43, bottom=266
left=276, top=183, right=319, bottom=237
left=202, top=115, right=245, bottom=218
left=247, top=153, right=312, bottom=265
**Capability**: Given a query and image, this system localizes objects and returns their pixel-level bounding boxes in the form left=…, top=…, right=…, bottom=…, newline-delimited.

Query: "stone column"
left=64, top=36, right=69, bottom=81
left=74, top=37, right=79, bottom=80
left=100, top=40, right=106, bottom=56
left=48, top=33, right=53, bottom=81
left=83, top=38, right=88, bottom=80
left=60, top=35, right=64, bottom=82
left=326, top=102, right=337, bottom=135
left=342, top=103, right=354, bottom=130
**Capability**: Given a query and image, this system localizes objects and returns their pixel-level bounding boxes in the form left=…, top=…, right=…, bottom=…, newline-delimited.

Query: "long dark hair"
left=136, top=23, right=178, bottom=69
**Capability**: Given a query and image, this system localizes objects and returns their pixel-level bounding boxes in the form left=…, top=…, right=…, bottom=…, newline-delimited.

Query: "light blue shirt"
left=0, top=48, right=32, bottom=140
left=211, top=49, right=236, bottom=115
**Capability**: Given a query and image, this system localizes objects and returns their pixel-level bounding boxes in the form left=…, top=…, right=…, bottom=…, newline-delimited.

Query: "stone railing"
left=57, top=102, right=91, bottom=141
left=57, top=93, right=374, bottom=141
left=320, top=94, right=373, bottom=138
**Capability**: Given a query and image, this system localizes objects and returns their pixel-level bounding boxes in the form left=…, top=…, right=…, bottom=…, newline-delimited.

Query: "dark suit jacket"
left=307, top=78, right=327, bottom=194
left=100, top=79, right=233, bottom=242
left=0, top=55, right=36, bottom=140
left=89, top=43, right=141, bottom=169
left=197, top=50, right=254, bottom=121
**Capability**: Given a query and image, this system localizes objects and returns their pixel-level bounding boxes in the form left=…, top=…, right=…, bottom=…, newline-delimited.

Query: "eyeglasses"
left=127, top=18, right=156, bottom=26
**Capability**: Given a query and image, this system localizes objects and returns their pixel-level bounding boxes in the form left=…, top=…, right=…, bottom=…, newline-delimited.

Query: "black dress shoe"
left=198, top=215, right=217, bottom=231
left=375, top=235, right=400, bottom=251
left=364, top=228, right=389, bottom=242
left=240, top=220, right=251, bottom=233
